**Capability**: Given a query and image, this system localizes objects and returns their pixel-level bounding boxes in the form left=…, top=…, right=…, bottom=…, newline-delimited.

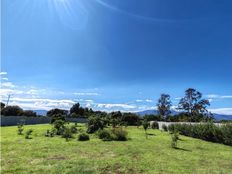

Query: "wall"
left=0, top=116, right=87, bottom=126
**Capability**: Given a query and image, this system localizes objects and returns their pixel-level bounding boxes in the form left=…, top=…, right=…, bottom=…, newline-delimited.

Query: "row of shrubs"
left=97, top=128, right=128, bottom=141
left=167, top=123, right=232, bottom=146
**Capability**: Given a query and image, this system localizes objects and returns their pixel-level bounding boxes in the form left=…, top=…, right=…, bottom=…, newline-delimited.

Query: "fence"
left=0, top=116, right=87, bottom=126
left=150, top=121, right=223, bottom=130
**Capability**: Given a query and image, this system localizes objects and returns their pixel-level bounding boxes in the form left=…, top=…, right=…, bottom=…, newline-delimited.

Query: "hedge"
left=168, top=123, right=232, bottom=146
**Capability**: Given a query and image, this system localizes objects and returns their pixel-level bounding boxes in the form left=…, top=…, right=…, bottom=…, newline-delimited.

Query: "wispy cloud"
left=0, top=72, right=7, bottom=75
left=209, top=108, right=232, bottom=115
left=206, top=94, right=232, bottom=99
left=73, top=92, right=100, bottom=96
left=97, top=103, right=136, bottom=109
left=135, top=99, right=153, bottom=103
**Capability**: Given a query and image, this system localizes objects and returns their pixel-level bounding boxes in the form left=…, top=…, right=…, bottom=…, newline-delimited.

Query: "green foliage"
left=157, top=94, right=172, bottom=119
left=121, top=113, right=140, bottom=126
left=2, top=105, right=24, bottom=116
left=112, top=128, right=128, bottom=141
left=142, top=120, right=149, bottom=131
left=97, top=128, right=128, bottom=141
left=78, top=133, right=90, bottom=141
left=50, top=114, right=66, bottom=124
left=168, top=123, right=232, bottom=146
left=142, top=120, right=150, bottom=139
left=53, top=119, right=66, bottom=135
left=87, top=116, right=105, bottom=133
left=23, top=110, right=37, bottom=117
left=97, top=129, right=114, bottom=141
left=70, top=125, right=78, bottom=134
left=151, top=121, right=159, bottom=129
left=171, top=131, right=179, bottom=148
left=25, top=129, right=33, bottom=139
left=17, top=124, right=24, bottom=135
left=162, top=124, right=168, bottom=131
left=44, top=128, right=56, bottom=137
left=47, top=108, right=68, bottom=117
left=178, top=88, right=211, bottom=122
left=62, top=127, right=73, bottom=141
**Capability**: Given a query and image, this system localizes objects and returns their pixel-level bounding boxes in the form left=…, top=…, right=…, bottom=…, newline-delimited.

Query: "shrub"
left=151, top=121, right=159, bottom=129
left=78, top=133, right=90, bottom=141
left=142, top=120, right=149, bottom=139
left=112, top=128, right=128, bottom=141
left=162, top=124, right=168, bottom=131
left=25, top=129, right=33, bottom=139
left=17, top=124, right=24, bottom=135
left=167, top=123, right=232, bottom=146
left=62, top=127, right=73, bottom=141
left=171, top=131, right=179, bottom=148
left=97, top=129, right=114, bottom=141
left=45, top=128, right=56, bottom=137
left=70, top=125, right=78, bottom=134
left=87, top=116, right=104, bottom=133
left=53, top=120, right=66, bottom=135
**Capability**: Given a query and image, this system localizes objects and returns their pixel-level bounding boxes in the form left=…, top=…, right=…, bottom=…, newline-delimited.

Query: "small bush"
left=171, top=131, right=179, bottom=148
left=162, top=124, right=168, bottom=131
left=53, top=120, right=66, bottom=135
left=151, top=121, right=159, bottom=129
left=142, top=120, right=149, bottom=139
left=97, top=129, right=114, bottom=141
left=112, top=128, right=128, bottom=141
left=25, top=129, right=33, bottom=139
left=17, top=124, right=24, bottom=135
left=87, top=116, right=105, bottom=134
left=78, top=133, right=90, bottom=141
left=45, top=129, right=56, bottom=137
left=70, top=125, right=78, bottom=134
left=62, top=127, right=73, bottom=141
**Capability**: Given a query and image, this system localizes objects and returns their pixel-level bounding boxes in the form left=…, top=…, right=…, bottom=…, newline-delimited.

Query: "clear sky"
left=1, top=0, right=232, bottom=114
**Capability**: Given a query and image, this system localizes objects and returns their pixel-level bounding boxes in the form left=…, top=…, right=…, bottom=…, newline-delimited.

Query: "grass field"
left=1, top=124, right=232, bottom=174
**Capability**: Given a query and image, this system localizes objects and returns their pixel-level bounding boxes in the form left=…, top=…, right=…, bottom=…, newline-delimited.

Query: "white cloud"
left=73, top=92, right=100, bottom=96
left=1, top=82, right=15, bottom=88
left=135, top=99, right=153, bottom=103
left=97, top=103, right=136, bottom=109
left=209, top=108, right=232, bottom=115
left=135, top=99, right=143, bottom=102
left=221, top=96, right=232, bottom=99
left=1, top=77, right=8, bottom=81
left=0, top=72, right=7, bottom=75
left=9, top=97, right=76, bottom=110
left=206, top=94, right=232, bottom=99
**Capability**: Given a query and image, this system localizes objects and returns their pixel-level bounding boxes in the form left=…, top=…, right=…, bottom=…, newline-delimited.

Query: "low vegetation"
left=168, top=123, right=232, bottom=146
left=1, top=124, right=232, bottom=174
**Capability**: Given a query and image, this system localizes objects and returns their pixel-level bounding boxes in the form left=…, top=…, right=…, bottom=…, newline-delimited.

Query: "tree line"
left=0, top=88, right=213, bottom=123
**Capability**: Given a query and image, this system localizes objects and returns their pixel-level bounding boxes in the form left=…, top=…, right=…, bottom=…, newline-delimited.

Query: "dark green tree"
left=23, top=110, right=37, bottom=117
left=157, top=94, right=172, bottom=120
left=47, top=108, right=68, bottom=117
left=178, top=88, right=210, bottom=122
left=1, top=105, right=23, bottom=116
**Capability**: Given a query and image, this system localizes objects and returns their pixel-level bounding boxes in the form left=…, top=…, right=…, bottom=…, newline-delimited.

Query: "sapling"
left=25, top=129, right=33, bottom=139
left=142, top=120, right=149, bottom=139
left=17, top=124, right=24, bottom=135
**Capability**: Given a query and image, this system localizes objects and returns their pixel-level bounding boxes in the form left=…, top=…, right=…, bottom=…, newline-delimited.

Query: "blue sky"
left=1, top=0, right=232, bottom=114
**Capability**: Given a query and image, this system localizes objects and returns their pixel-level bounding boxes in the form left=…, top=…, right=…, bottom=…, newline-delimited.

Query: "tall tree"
left=157, top=94, right=172, bottom=120
left=178, top=88, right=210, bottom=121
left=47, top=108, right=68, bottom=117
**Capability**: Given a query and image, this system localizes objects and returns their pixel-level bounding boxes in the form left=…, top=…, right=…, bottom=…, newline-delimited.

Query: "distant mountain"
left=34, top=110, right=47, bottom=116
left=136, top=110, right=232, bottom=121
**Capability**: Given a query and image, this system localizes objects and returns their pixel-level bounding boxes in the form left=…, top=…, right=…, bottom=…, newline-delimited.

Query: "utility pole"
left=6, top=94, right=11, bottom=106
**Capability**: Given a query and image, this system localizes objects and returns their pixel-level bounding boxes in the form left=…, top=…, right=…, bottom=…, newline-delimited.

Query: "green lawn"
left=1, top=124, right=232, bottom=174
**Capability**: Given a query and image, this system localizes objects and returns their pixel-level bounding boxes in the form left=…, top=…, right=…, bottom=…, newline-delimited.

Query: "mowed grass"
left=1, top=124, right=232, bottom=174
